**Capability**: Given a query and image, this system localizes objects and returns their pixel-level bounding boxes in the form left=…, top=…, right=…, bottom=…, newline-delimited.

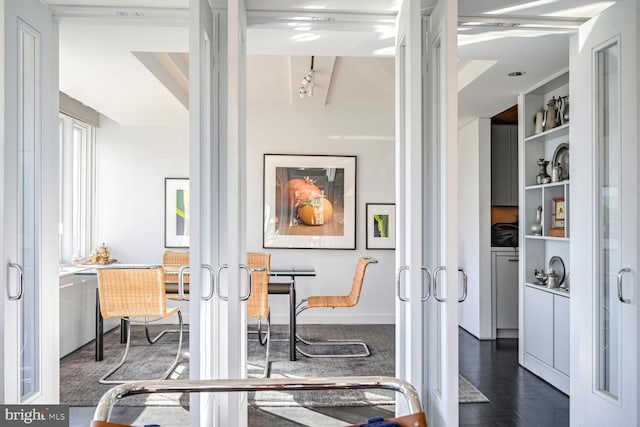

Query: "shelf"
left=525, top=180, right=570, bottom=191
left=525, top=123, right=569, bottom=143
left=525, top=282, right=570, bottom=297
left=525, top=235, right=570, bottom=242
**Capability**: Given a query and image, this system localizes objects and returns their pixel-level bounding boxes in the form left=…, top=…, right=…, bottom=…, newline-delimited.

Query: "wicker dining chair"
left=295, top=256, right=378, bottom=358
left=162, top=250, right=190, bottom=300
left=96, top=265, right=184, bottom=384
left=246, top=252, right=272, bottom=378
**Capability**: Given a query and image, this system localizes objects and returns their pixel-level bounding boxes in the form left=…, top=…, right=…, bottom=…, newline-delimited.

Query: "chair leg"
left=99, top=318, right=133, bottom=384
left=248, top=315, right=271, bottom=378
left=262, top=313, right=271, bottom=378
left=295, top=332, right=371, bottom=358
left=144, top=317, right=187, bottom=344
left=160, top=310, right=184, bottom=381
left=99, top=311, right=184, bottom=384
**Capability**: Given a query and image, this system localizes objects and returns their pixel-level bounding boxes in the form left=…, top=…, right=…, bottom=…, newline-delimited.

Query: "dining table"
left=268, top=265, right=316, bottom=361
left=89, top=264, right=315, bottom=362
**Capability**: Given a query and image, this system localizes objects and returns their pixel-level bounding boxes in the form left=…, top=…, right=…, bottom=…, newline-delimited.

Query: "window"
left=59, top=113, right=95, bottom=263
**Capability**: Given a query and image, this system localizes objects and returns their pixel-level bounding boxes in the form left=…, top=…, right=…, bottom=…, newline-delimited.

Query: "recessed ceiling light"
left=508, top=71, right=526, bottom=77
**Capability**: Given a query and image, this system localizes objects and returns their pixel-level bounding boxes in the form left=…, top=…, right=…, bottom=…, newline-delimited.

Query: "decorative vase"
left=536, top=159, right=550, bottom=184
left=534, top=109, right=544, bottom=134
left=561, top=95, right=569, bottom=124
left=531, top=206, right=543, bottom=236
left=552, top=163, right=563, bottom=182
left=544, top=97, right=557, bottom=131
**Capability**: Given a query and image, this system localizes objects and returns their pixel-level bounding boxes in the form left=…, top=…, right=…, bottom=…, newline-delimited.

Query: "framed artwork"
left=366, top=203, right=396, bottom=249
left=552, top=197, right=565, bottom=227
left=550, top=197, right=565, bottom=237
left=263, top=154, right=357, bottom=249
left=165, top=178, right=190, bottom=248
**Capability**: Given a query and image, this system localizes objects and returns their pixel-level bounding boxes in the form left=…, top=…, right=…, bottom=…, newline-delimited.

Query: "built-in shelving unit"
left=519, top=68, right=571, bottom=395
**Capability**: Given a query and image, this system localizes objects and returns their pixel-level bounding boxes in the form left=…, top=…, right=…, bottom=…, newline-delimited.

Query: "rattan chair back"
left=246, top=252, right=271, bottom=318
left=307, top=256, right=376, bottom=309
left=162, top=251, right=190, bottom=286
left=97, top=266, right=171, bottom=319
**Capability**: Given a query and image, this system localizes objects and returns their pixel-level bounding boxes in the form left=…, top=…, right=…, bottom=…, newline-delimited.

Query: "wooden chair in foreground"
left=96, top=265, right=184, bottom=384
left=295, top=256, right=378, bottom=358
left=246, top=252, right=272, bottom=378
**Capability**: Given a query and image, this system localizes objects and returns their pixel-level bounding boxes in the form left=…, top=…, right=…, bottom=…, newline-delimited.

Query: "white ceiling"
left=51, top=0, right=617, bottom=126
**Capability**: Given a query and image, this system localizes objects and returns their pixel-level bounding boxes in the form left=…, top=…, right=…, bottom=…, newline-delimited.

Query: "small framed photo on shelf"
left=550, top=197, right=565, bottom=237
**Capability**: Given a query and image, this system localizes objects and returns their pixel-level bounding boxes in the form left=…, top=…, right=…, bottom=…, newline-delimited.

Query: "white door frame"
left=1, top=0, right=59, bottom=404
left=190, top=1, right=248, bottom=425
left=570, top=0, right=638, bottom=425
left=395, top=0, right=458, bottom=425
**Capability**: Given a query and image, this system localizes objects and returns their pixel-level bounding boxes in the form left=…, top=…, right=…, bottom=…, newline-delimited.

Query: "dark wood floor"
left=248, top=328, right=569, bottom=426
left=459, top=328, right=569, bottom=427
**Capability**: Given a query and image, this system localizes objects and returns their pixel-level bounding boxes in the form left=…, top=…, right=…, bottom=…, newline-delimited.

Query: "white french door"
left=1, top=0, right=58, bottom=404
left=189, top=0, right=248, bottom=425
left=570, top=0, right=638, bottom=425
left=395, top=0, right=458, bottom=425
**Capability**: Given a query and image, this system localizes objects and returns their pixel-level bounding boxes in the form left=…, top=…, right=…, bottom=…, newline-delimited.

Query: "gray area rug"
left=60, top=324, right=488, bottom=407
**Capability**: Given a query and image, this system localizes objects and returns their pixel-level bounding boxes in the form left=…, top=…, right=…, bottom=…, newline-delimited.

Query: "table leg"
left=289, top=277, right=297, bottom=361
left=95, top=289, right=103, bottom=361
left=120, top=319, right=129, bottom=344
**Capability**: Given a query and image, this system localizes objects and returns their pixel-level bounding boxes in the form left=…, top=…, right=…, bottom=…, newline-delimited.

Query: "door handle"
left=201, top=264, right=215, bottom=301
left=239, top=264, right=264, bottom=302
left=396, top=266, right=410, bottom=302
left=177, top=265, right=191, bottom=301
left=617, top=267, right=631, bottom=304
left=215, top=264, right=229, bottom=301
left=420, top=267, right=432, bottom=302
left=8, top=262, right=24, bottom=301
left=433, top=266, right=446, bottom=302
left=458, top=267, right=468, bottom=303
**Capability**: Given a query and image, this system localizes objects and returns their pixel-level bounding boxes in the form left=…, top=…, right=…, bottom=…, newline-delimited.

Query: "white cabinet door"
left=524, top=286, right=553, bottom=366
left=553, top=295, right=570, bottom=376
left=571, top=0, right=638, bottom=425
left=495, top=252, right=519, bottom=330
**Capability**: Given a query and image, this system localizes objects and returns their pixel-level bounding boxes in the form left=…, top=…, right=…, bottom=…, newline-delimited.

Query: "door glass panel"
left=596, top=40, right=620, bottom=398
left=18, top=21, right=41, bottom=401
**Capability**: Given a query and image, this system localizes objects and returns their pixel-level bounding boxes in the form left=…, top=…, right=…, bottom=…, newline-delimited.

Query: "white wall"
left=458, top=118, right=492, bottom=339
left=94, top=115, right=189, bottom=263
left=94, top=103, right=395, bottom=326
left=247, top=103, right=396, bottom=325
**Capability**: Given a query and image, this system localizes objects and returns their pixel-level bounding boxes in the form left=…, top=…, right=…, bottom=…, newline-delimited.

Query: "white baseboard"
left=271, top=313, right=395, bottom=325
left=497, top=329, right=519, bottom=339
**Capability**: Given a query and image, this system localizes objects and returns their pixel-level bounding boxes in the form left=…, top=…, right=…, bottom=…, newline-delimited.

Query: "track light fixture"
left=298, top=56, right=315, bottom=99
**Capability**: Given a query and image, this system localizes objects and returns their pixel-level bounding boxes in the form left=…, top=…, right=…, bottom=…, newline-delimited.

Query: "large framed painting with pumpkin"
left=263, top=154, right=356, bottom=249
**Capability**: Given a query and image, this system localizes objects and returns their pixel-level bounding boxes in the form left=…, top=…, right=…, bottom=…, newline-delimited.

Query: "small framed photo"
left=366, top=203, right=395, bottom=250
left=165, top=178, right=190, bottom=248
left=550, top=197, right=565, bottom=237
left=552, top=197, right=565, bottom=227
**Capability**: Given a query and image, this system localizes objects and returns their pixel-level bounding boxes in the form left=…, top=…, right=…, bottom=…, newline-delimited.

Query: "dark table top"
left=269, top=265, right=316, bottom=277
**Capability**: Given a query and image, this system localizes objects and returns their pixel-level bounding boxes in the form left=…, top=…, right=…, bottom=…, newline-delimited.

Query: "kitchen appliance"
left=491, top=222, right=518, bottom=247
